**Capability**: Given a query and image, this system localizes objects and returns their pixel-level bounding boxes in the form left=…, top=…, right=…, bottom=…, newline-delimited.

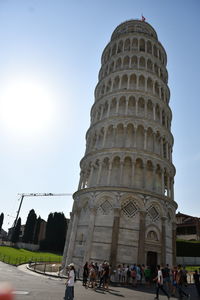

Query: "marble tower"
left=63, top=19, right=177, bottom=269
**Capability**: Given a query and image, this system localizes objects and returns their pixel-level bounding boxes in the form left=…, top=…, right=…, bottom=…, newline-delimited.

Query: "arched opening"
left=139, top=39, right=145, bottom=52
left=117, top=40, right=123, bottom=53
left=121, top=74, right=128, bottom=89
left=128, top=96, right=136, bottom=115
left=123, top=56, right=130, bottom=68
left=116, top=57, right=122, bottom=70
left=139, top=56, right=145, bottom=68
left=118, top=96, right=126, bottom=115
left=147, top=41, right=152, bottom=54
left=124, top=39, right=130, bottom=51
left=129, top=74, right=137, bottom=89
left=131, top=56, right=138, bottom=68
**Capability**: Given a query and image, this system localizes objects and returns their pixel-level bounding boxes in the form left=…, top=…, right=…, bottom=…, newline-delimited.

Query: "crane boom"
left=12, top=192, right=72, bottom=229
left=17, top=193, right=72, bottom=197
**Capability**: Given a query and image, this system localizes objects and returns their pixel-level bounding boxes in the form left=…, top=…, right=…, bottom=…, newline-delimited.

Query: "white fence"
left=176, top=256, right=200, bottom=265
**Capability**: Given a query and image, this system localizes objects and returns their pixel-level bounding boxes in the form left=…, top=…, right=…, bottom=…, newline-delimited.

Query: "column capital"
left=139, top=210, right=147, bottom=219
left=113, top=207, right=121, bottom=217
left=89, top=206, right=97, bottom=215
left=161, top=216, right=167, bottom=222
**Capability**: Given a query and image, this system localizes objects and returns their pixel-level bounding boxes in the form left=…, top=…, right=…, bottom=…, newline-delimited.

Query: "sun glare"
left=0, top=79, right=56, bottom=139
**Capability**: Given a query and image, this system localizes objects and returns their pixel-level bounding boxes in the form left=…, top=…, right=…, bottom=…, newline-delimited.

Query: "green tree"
left=11, top=217, right=21, bottom=243
left=40, top=212, right=68, bottom=252
left=0, top=213, right=4, bottom=231
left=23, top=209, right=37, bottom=243
left=33, top=216, right=42, bottom=244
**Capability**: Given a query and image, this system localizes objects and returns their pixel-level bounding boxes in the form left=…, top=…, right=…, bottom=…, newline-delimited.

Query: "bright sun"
left=0, top=78, right=55, bottom=139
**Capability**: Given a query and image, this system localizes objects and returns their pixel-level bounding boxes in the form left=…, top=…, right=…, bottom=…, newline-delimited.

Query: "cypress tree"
left=33, top=216, right=42, bottom=244
left=23, top=209, right=37, bottom=243
left=11, top=217, right=21, bottom=243
left=0, top=213, right=4, bottom=231
left=40, top=212, right=68, bottom=252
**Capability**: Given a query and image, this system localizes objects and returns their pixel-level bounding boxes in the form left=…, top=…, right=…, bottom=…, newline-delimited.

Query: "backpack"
left=131, top=269, right=136, bottom=278
left=176, top=270, right=184, bottom=284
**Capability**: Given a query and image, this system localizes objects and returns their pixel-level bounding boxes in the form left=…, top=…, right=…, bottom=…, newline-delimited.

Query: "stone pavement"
left=75, top=281, right=198, bottom=300
left=20, top=264, right=199, bottom=299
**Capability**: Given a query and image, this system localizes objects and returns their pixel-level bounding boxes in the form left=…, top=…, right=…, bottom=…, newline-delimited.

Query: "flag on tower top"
left=141, top=15, right=146, bottom=22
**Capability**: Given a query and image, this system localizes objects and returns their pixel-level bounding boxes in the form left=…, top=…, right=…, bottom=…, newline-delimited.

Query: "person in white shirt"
left=154, top=265, right=170, bottom=299
left=64, top=263, right=75, bottom=300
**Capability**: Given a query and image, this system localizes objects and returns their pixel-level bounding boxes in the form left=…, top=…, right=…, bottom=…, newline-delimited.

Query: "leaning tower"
left=63, top=19, right=177, bottom=269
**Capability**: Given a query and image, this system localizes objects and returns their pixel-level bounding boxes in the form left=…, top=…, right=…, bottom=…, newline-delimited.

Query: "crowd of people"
left=64, top=261, right=200, bottom=299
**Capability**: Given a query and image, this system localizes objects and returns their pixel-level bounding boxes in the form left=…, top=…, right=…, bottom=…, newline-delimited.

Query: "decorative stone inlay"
left=122, top=200, right=138, bottom=218
left=99, top=199, right=112, bottom=215
left=147, top=206, right=159, bottom=221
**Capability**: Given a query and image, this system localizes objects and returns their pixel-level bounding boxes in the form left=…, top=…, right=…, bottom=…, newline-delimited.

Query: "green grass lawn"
left=186, top=266, right=200, bottom=272
left=0, top=246, right=62, bottom=265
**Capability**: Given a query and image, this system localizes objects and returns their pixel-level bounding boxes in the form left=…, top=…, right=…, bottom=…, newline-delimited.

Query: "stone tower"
left=63, top=19, right=177, bottom=269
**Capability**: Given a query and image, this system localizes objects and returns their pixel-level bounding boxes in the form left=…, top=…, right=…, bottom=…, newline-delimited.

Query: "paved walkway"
left=18, top=264, right=199, bottom=299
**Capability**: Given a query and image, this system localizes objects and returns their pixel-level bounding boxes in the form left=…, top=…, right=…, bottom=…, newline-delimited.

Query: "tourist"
left=144, top=265, right=151, bottom=287
left=153, top=265, right=170, bottom=299
left=163, top=264, right=171, bottom=291
left=130, top=265, right=136, bottom=287
left=171, top=266, right=177, bottom=296
left=117, top=264, right=122, bottom=282
left=98, top=261, right=106, bottom=288
left=64, top=263, right=75, bottom=300
left=193, top=270, right=200, bottom=296
left=176, top=264, right=190, bottom=299
left=121, top=264, right=126, bottom=284
left=102, top=262, right=110, bottom=291
left=126, top=265, right=131, bottom=285
left=82, top=262, right=89, bottom=287
left=88, top=263, right=96, bottom=289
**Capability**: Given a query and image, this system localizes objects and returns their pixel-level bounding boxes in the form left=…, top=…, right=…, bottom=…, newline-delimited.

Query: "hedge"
left=176, top=240, right=200, bottom=257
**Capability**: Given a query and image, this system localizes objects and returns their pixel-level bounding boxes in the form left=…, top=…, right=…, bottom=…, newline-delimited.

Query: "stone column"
left=100, top=105, right=104, bottom=120
left=119, top=161, right=124, bottom=185
left=62, top=212, right=73, bottom=268
left=136, top=99, right=138, bottom=116
left=161, top=170, right=165, bottom=195
left=112, top=126, right=117, bottom=147
left=83, top=207, right=97, bottom=263
left=172, top=222, right=176, bottom=266
left=152, top=167, right=156, bottom=192
left=161, top=216, right=167, bottom=266
left=125, top=99, right=129, bottom=115
left=116, top=100, right=119, bottom=114
left=144, top=129, right=147, bottom=150
left=145, top=77, right=147, bottom=92
left=97, top=162, right=102, bottom=185
left=144, top=101, right=147, bottom=118
left=107, top=162, right=112, bottom=185
left=137, top=211, right=147, bottom=265
left=107, top=103, right=111, bottom=118
left=65, top=208, right=80, bottom=266
left=153, top=104, right=156, bottom=120
left=167, top=175, right=170, bottom=197
left=78, top=172, right=83, bottom=190
left=109, top=207, right=121, bottom=268
left=88, top=165, right=94, bottom=186
left=171, top=180, right=174, bottom=201
left=102, top=128, right=107, bottom=147
left=131, top=162, right=135, bottom=186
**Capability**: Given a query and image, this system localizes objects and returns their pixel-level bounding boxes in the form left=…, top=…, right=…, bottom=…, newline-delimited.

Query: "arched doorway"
left=147, top=251, right=157, bottom=271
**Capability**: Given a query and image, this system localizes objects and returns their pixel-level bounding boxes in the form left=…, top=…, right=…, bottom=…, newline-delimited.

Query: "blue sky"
left=0, top=0, right=199, bottom=231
